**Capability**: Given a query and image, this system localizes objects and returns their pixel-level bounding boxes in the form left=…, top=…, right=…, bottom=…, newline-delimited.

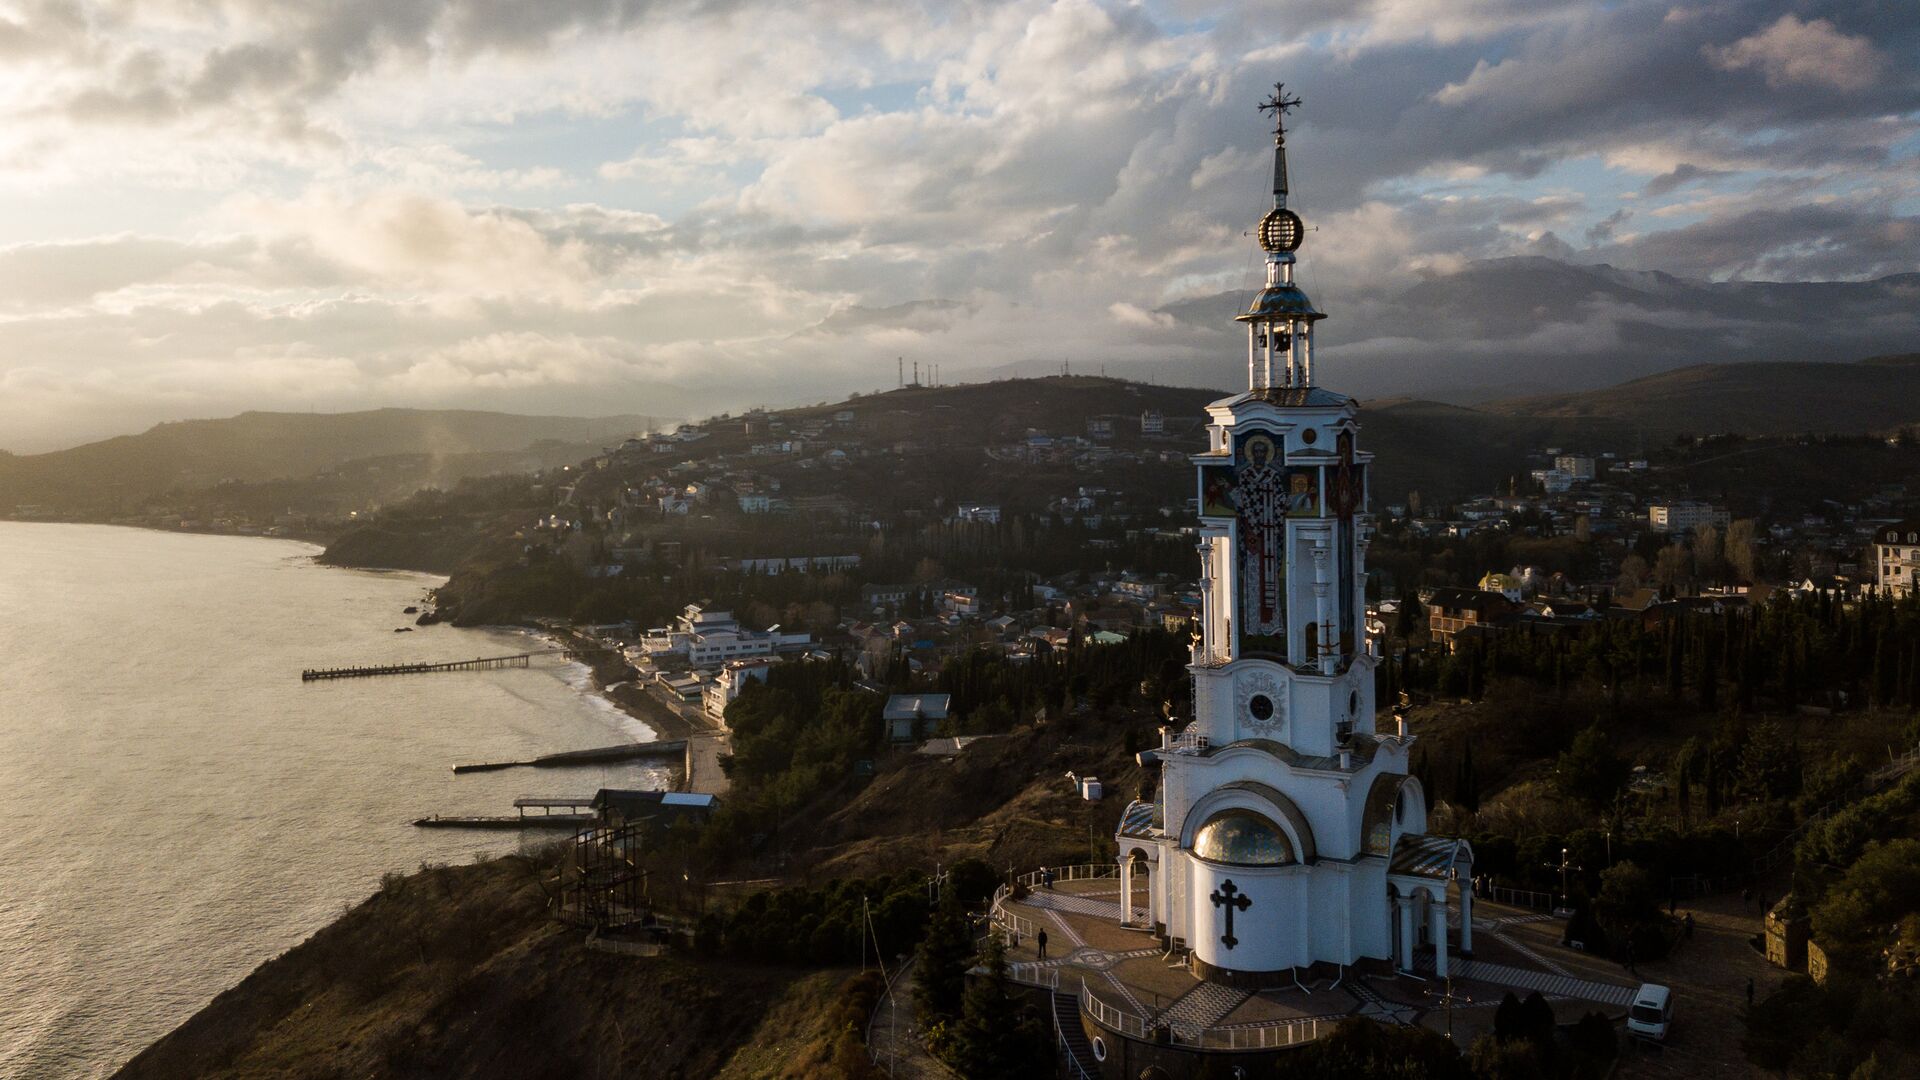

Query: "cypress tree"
left=1455, top=739, right=1481, bottom=813
left=949, top=934, right=1048, bottom=1080
left=914, top=891, right=972, bottom=1029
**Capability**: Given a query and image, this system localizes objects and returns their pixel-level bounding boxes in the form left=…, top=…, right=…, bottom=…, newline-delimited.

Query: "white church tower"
left=1115, top=86, right=1473, bottom=985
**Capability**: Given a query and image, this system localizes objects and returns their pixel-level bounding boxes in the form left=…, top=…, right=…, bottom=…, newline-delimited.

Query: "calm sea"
left=0, top=523, right=671, bottom=1078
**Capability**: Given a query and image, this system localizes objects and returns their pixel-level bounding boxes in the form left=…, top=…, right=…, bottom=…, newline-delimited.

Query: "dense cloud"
left=0, top=0, right=1915, bottom=449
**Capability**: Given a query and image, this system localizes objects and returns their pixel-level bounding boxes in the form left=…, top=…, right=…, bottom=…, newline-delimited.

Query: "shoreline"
left=0, top=515, right=341, bottom=549
left=547, top=626, right=717, bottom=746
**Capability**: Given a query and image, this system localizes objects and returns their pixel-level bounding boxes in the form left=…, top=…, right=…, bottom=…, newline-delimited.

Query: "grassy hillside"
left=111, top=720, right=1141, bottom=1080
left=1485, top=359, right=1920, bottom=437
left=0, top=408, right=653, bottom=514
left=109, top=849, right=852, bottom=1080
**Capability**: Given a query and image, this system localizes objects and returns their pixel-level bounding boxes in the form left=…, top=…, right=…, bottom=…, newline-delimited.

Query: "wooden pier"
left=301, top=644, right=617, bottom=682
left=302, top=653, right=533, bottom=681
left=452, top=739, right=688, bottom=774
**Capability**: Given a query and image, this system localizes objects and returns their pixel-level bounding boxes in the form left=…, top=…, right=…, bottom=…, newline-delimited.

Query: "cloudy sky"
left=0, top=0, right=1915, bottom=450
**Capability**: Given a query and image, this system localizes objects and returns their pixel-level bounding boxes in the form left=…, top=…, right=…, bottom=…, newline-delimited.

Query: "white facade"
left=1115, top=106, right=1471, bottom=982
left=704, top=657, right=777, bottom=724
left=641, top=604, right=812, bottom=669
left=1649, top=501, right=1730, bottom=532
left=1873, top=520, right=1920, bottom=597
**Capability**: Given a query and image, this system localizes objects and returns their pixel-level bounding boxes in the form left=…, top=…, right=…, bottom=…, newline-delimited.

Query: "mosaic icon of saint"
left=1231, top=434, right=1286, bottom=639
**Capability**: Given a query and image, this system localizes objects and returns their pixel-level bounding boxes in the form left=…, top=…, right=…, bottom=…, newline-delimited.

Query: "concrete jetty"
left=451, top=739, right=687, bottom=773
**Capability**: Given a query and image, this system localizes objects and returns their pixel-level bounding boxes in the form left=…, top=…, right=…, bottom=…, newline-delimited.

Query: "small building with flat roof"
left=884, top=692, right=952, bottom=743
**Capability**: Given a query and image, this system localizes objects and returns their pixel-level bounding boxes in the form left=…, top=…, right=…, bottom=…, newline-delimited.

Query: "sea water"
left=0, top=523, right=671, bottom=1078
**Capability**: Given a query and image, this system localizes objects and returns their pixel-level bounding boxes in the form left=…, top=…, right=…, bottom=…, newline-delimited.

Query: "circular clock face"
left=1259, top=209, right=1304, bottom=253
left=1249, top=694, right=1275, bottom=722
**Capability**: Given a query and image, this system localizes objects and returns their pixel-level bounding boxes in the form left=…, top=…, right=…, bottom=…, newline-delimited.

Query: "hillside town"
left=451, top=396, right=1919, bottom=749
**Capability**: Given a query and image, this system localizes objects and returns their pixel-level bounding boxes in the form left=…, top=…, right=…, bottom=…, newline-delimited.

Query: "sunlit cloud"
left=0, top=0, right=1913, bottom=451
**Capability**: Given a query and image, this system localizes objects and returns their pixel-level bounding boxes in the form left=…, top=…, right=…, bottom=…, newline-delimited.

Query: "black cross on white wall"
left=1210, top=879, right=1252, bottom=949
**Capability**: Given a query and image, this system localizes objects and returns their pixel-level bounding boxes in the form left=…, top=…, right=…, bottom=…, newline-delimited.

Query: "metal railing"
left=1081, top=978, right=1151, bottom=1040
left=990, top=885, right=1041, bottom=944
left=1008, top=961, right=1063, bottom=989
left=1481, top=883, right=1555, bottom=911
left=1053, top=992, right=1097, bottom=1080
left=1193, top=1016, right=1329, bottom=1050
left=1016, top=864, right=1119, bottom=888
left=1168, top=729, right=1210, bottom=754
left=1192, top=647, right=1232, bottom=669
left=993, top=865, right=1120, bottom=949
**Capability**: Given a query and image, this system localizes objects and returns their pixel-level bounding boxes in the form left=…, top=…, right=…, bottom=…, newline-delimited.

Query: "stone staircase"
left=1052, top=990, right=1099, bottom=1079
left=1153, top=980, right=1252, bottom=1040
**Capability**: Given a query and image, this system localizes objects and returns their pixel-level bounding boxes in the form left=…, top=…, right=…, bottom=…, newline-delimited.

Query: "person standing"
left=1037, top=928, right=1049, bottom=961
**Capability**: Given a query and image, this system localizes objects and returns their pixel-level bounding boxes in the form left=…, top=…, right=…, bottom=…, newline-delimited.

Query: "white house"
left=704, top=657, right=778, bottom=724
left=885, top=693, right=952, bottom=743
left=1872, top=519, right=1920, bottom=597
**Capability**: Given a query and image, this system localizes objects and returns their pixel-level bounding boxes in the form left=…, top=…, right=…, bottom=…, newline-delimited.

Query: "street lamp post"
left=1543, top=847, right=1584, bottom=916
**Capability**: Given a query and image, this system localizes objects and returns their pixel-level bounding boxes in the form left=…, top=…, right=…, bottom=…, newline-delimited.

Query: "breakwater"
left=452, top=739, right=688, bottom=773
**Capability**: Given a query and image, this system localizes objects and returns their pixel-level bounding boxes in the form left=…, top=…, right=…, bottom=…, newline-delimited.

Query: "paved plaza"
left=998, top=876, right=1642, bottom=1049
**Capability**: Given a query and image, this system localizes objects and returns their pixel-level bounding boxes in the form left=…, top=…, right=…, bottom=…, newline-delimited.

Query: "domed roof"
left=1192, top=808, right=1295, bottom=866
left=1234, top=283, right=1325, bottom=323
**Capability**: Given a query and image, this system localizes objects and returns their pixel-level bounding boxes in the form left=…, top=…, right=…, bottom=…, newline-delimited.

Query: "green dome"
left=1193, top=808, right=1295, bottom=866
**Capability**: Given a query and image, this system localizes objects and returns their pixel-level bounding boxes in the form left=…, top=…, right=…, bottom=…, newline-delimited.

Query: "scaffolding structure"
left=558, top=821, right=652, bottom=932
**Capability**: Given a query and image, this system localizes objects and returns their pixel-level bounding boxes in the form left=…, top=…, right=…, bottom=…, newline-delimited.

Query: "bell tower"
left=1188, top=83, right=1374, bottom=761
left=1238, top=84, right=1323, bottom=391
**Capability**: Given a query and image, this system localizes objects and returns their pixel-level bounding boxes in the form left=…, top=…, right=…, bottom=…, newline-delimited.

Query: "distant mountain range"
left=1153, top=256, right=1920, bottom=403
left=1484, top=355, right=1920, bottom=437
left=0, top=409, right=653, bottom=514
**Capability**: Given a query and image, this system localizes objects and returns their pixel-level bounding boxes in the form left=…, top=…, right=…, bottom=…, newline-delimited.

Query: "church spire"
left=1259, top=82, right=1300, bottom=210
left=1237, top=81, right=1323, bottom=392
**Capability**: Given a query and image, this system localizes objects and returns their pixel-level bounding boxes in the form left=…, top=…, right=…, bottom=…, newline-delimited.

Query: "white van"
left=1626, top=983, right=1673, bottom=1041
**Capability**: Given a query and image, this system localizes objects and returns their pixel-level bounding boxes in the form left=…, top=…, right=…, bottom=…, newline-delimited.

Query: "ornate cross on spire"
left=1210, top=879, right=1253, bottom=949
left=1257, top=82, right=1302, bottom=204
left=1257, top=82, right=1302, bottom=139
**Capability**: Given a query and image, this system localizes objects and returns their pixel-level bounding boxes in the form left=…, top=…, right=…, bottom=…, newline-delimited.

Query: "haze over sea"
left=0, top=523, right=671, bottom=1079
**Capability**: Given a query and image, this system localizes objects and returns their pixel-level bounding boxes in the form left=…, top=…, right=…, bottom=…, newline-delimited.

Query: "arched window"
left=1193, top=808, right=1295, bottom=866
